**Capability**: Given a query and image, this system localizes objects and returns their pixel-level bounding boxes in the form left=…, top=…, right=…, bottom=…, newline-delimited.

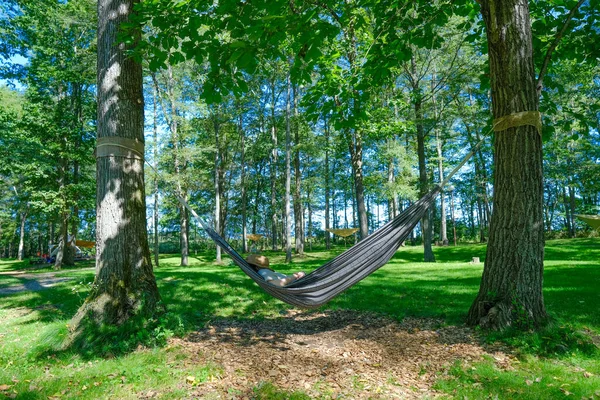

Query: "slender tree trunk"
left=293, top=85, right=304, bottom=256
left=324, top=117, right=331, bottom=250
left=55, top=159, right=74, bottom=269
left=348, top=134, right=369, bottom=240
left=411, top=56, right=435, bottom=262
left=17, top=209, right=27, bottom=261
left=467, top=0, right=547, bottom=329
left=72, top=0, right=161, bottom=331
left=284, top=74, right=292, bottom=263
left=166, top=66, right=189, bottom=267
left=152, top=76, right=160, bottom=267
left=214, top=113, right=222, bottom=263
left=270, top=80, right=278, bottom=251
left=436, top=131, right=448, bottom=245
left=387, top=148, right=397, bottom=220
left=568, top=184, right=576, bottom=237
left=239, top=111, right=248, bottom=253
left=562, top=185, right=572, bottom=235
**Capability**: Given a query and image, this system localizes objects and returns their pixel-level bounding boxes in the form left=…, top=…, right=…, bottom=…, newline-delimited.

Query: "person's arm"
left=268, top=272, right=305, bottom=287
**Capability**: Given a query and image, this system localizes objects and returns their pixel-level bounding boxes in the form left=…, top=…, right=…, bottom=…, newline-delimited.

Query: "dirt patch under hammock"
left=167, top=310, right=515, bottom=399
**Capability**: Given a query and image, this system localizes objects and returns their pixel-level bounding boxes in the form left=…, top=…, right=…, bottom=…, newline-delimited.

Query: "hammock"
left=246, top=234, right=264, bottom=241
left=182, top=188, right=439, bottom=308
left=175, top=139, right=483, bottom=308
left=326, top=228, right=359, bottom=237
left=574, top=214, right=600, bottom=230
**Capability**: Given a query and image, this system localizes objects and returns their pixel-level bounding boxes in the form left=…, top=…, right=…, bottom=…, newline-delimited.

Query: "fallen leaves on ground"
left=171, top=309, right=513, bottom=399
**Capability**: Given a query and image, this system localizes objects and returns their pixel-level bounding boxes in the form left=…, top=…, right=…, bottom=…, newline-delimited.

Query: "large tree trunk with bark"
left=467, top=0, right=547, bottom=330
left=71, top=0, right=162, bottom=331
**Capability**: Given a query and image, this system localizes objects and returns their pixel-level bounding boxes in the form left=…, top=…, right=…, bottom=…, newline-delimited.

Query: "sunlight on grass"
left=0, top=238, right=598, bottom=399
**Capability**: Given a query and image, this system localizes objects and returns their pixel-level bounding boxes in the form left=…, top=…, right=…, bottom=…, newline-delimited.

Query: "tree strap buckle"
left=493, top=111, right=542, bottom=136
left=95, top=137, right=145, bottom=160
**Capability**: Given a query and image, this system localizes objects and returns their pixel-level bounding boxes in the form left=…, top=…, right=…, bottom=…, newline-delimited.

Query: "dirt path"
left=172, top=310, right=514, bottom=399
left=0, top=270, right=88, bottom=295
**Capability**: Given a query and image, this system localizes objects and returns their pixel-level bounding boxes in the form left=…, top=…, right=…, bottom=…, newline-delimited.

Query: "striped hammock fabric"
left=182, top=188, right=440, bottom=308
left=175, top=138, right=483, bottom=307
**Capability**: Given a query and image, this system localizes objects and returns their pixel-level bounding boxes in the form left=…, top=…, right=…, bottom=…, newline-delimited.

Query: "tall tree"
left=467, top=0, right=546, bottom=329
left=71, top=0, right=162, bottom=331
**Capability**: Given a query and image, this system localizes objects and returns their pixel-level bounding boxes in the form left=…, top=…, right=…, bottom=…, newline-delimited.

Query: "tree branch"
left=536, top=0, right=585, bottom=95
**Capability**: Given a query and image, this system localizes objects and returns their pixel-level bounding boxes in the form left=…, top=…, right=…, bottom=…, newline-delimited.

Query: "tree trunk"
left=568, top=184, right=576, bottom=237
left=411, top=56, right=435, bottom=262
left=270, top=80, right=278, bottom=251
left=284, top=74, right=292, bottom=263
left=467, top=0, right=547, bottom=330
left=152, top=76, right=160, bottom=267
left=166, top=65, right=189, bottom=267
left=214, top=114, right=222, bottom=263
left=436, top=131, right=448, bottom=245
left=348, top=135, right=369, bottom=240
left=17, top=209, right=27, bottom=261
left=71, top=0, right=162, bottom=331
left=562, top=185, right=572, bottom=235
left=239, top=111, right=248, bottom=253
left=324, top=117, right=331, bottom=250
left=293, top=85, right=304, bottom=256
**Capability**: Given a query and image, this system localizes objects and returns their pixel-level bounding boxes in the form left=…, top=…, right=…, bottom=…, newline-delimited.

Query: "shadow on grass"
left=1, top=239, right=598, bottom=360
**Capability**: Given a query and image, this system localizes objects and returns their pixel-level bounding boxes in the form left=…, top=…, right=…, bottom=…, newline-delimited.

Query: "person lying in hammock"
left=246, top=254, right=305, bottom=287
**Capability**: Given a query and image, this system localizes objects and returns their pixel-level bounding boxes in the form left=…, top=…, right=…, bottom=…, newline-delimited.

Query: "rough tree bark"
left=467, top=0, right=547, bottom=329
left=71, top=0, right=162, bottom=331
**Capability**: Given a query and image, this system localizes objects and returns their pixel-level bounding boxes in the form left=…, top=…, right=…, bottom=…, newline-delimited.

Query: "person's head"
left=246, top=254, right=270, bottom=271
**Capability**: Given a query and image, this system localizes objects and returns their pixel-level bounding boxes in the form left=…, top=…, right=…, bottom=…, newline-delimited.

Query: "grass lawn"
left=0, top=238, right=598, bottom=399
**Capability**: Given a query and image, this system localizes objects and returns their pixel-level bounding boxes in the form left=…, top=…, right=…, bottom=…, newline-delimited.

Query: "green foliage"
left=65, top=309, right=187, bottom=358
left=252, top=382, right=311, bottom=400
left=0, top=239, right=599, bottom=398
left=486, top=323, right=598, bottom=358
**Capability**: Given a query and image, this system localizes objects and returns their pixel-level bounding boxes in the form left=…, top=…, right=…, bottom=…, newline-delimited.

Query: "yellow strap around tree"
left=326, top=228, right=359, bottom=237
left=493, top=111, right=542, bottom=136
left=96, top=137, right=145, bottom=160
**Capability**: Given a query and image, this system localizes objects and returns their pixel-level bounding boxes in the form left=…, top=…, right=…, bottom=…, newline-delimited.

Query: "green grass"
left=0, top=238, right=598, bottom=399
